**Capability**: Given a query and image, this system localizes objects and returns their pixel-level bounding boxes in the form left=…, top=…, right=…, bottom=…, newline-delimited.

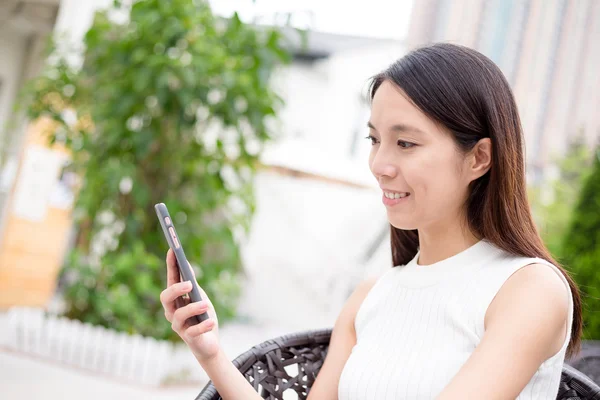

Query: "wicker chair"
left=196, top=328, right=600, bottom=400
left=568, top=341, right=600, bottom=385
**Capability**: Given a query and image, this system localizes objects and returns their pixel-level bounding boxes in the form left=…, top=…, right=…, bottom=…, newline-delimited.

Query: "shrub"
left=23, top=0, right=291, bottom=340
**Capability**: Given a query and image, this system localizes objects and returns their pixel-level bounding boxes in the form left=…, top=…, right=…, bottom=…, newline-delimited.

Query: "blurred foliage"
left=528, top=134, right=594, bottom=260
left=22, top=0, right=291, bottom=341
left=560, top=144, right=600, bottom=340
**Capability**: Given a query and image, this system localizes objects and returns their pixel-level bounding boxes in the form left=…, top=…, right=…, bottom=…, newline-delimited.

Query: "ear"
left=467, top=138, right=492, bottom=180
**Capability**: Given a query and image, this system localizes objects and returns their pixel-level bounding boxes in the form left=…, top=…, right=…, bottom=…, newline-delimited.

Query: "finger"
left=160, top=281, right=193, bottom=321
left=196, top=285, right=214, bottom=313
left=182, top=263, right=209, bottom=308
left=166, top=249, right=181, bottom=286
left=183, top=318, right=216, bottom=340
left=195, top=286, right=218, bottom=323
left=172, top=301, right=209, bottom=332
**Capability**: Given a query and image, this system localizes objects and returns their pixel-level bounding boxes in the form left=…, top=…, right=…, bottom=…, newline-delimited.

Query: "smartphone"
left=155, top=203, right=209, bottom=324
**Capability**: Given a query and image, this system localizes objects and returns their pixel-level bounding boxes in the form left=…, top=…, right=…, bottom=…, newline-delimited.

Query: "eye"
left=398, top=140, right=416, bottom=149
left=365, top=135, right=379, bottom=145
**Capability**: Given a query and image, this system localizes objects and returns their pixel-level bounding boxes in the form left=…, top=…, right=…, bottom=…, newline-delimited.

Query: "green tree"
left=561, top=144, right=600, bottom=340
left=528, top=134, right=594, bottom=259
left=22, top=0, right=291, bottom=340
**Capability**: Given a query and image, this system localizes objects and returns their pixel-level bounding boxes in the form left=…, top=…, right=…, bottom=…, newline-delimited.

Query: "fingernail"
left=184, top=281, right=192, bottom=289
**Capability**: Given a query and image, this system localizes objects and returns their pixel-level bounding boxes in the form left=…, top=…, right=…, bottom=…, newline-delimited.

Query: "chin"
left=388, top=218, right=418, bottom=231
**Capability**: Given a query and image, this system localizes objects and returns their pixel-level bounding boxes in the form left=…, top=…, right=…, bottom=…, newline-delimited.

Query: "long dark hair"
left=369, top=43, right=582, bottom=359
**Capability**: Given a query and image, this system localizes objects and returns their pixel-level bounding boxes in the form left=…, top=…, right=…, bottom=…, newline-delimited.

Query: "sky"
left=208, top=0, right=414, bottom=40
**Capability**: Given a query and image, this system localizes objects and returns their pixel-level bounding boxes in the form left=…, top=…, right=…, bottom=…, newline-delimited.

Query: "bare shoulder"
left=335, top=275, right=380, bottom=338
left=353, top=276, right=379, bottom=302
left=306, top=276, right=380, bottom=400
left=485, top=262, right=570, bottom=358
left=486, top=262, right=570, bottom=327
left=490, top=262, right=568, bottom=311
left=349, top=275, right=380, bottom=322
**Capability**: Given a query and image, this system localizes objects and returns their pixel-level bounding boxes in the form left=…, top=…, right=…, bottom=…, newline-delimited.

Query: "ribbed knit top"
left=337, top=238, right=573, bottom=399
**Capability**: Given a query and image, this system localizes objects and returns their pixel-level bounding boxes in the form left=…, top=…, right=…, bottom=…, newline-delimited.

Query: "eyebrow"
left=367, top=121, right=425, bottom=135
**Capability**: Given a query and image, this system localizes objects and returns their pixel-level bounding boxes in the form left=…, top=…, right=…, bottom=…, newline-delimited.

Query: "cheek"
left=403, top=151, right=462, bottom=202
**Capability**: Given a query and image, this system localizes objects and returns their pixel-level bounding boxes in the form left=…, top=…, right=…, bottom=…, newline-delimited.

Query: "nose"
left=370, top=147, right=398, bottom=181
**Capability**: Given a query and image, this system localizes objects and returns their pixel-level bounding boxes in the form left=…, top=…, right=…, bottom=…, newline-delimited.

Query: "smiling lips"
left=382, top=190, right=411, bottom=206
left=383, top=191, right=410, bottom=199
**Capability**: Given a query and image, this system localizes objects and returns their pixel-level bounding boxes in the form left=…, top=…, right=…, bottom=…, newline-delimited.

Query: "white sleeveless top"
left=338, top=238, right=573, bottom=399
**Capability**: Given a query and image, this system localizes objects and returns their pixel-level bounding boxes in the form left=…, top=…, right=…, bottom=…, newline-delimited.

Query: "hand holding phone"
left=155, top=203, right=209, bottom=324
left=157, top=203, right=222, bottom=362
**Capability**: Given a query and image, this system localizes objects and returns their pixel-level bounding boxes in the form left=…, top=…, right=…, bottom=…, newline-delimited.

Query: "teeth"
left=384, top=191, right=409, bottom=199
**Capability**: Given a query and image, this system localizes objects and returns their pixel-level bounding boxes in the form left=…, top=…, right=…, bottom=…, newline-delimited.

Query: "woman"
left=160, top=43, right=582, bottom=399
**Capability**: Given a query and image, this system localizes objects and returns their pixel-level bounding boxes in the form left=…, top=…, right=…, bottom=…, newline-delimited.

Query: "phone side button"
left=168, top=227, right=180, bottom=248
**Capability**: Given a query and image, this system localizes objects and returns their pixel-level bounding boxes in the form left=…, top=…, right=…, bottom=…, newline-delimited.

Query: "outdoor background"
left=0, top=0, right=599, bottom=399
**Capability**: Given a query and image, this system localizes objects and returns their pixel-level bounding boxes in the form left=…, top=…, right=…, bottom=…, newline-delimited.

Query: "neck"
left=417, top=223, right=481, bottom=266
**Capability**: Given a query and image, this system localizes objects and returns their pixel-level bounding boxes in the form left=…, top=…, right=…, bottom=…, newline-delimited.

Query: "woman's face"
left=368, top=80, right=481, bottom=232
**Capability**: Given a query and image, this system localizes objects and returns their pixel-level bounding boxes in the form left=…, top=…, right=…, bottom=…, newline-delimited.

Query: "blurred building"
left=0, top=0, right=64, bottom=307
left=0, top=0, right=60, bottom=227
left=406, top=0, right=600, bottom=184
left=0, top=1, right=58, bottom=129
left=266, top=27, right=402, bottom=187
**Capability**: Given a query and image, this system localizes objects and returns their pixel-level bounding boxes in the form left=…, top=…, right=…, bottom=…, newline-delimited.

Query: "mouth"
left=382, top=190, right=410, bottom=206
left=383, top=191, right=410, bottom=199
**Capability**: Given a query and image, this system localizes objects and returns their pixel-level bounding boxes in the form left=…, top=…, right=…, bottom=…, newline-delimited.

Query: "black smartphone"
left=155, top=203, right=209, bottom=324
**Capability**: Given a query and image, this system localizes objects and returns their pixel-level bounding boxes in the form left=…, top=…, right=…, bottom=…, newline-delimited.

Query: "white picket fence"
left=0, top=307, right=208, bottom=386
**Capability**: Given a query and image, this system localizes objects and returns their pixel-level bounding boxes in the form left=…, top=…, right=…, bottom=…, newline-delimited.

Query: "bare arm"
left=161, top=250, right=262, bottom=399
left=307, top=277, right=379, bottom=400
left=197, top=349, right=263, bottom=400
